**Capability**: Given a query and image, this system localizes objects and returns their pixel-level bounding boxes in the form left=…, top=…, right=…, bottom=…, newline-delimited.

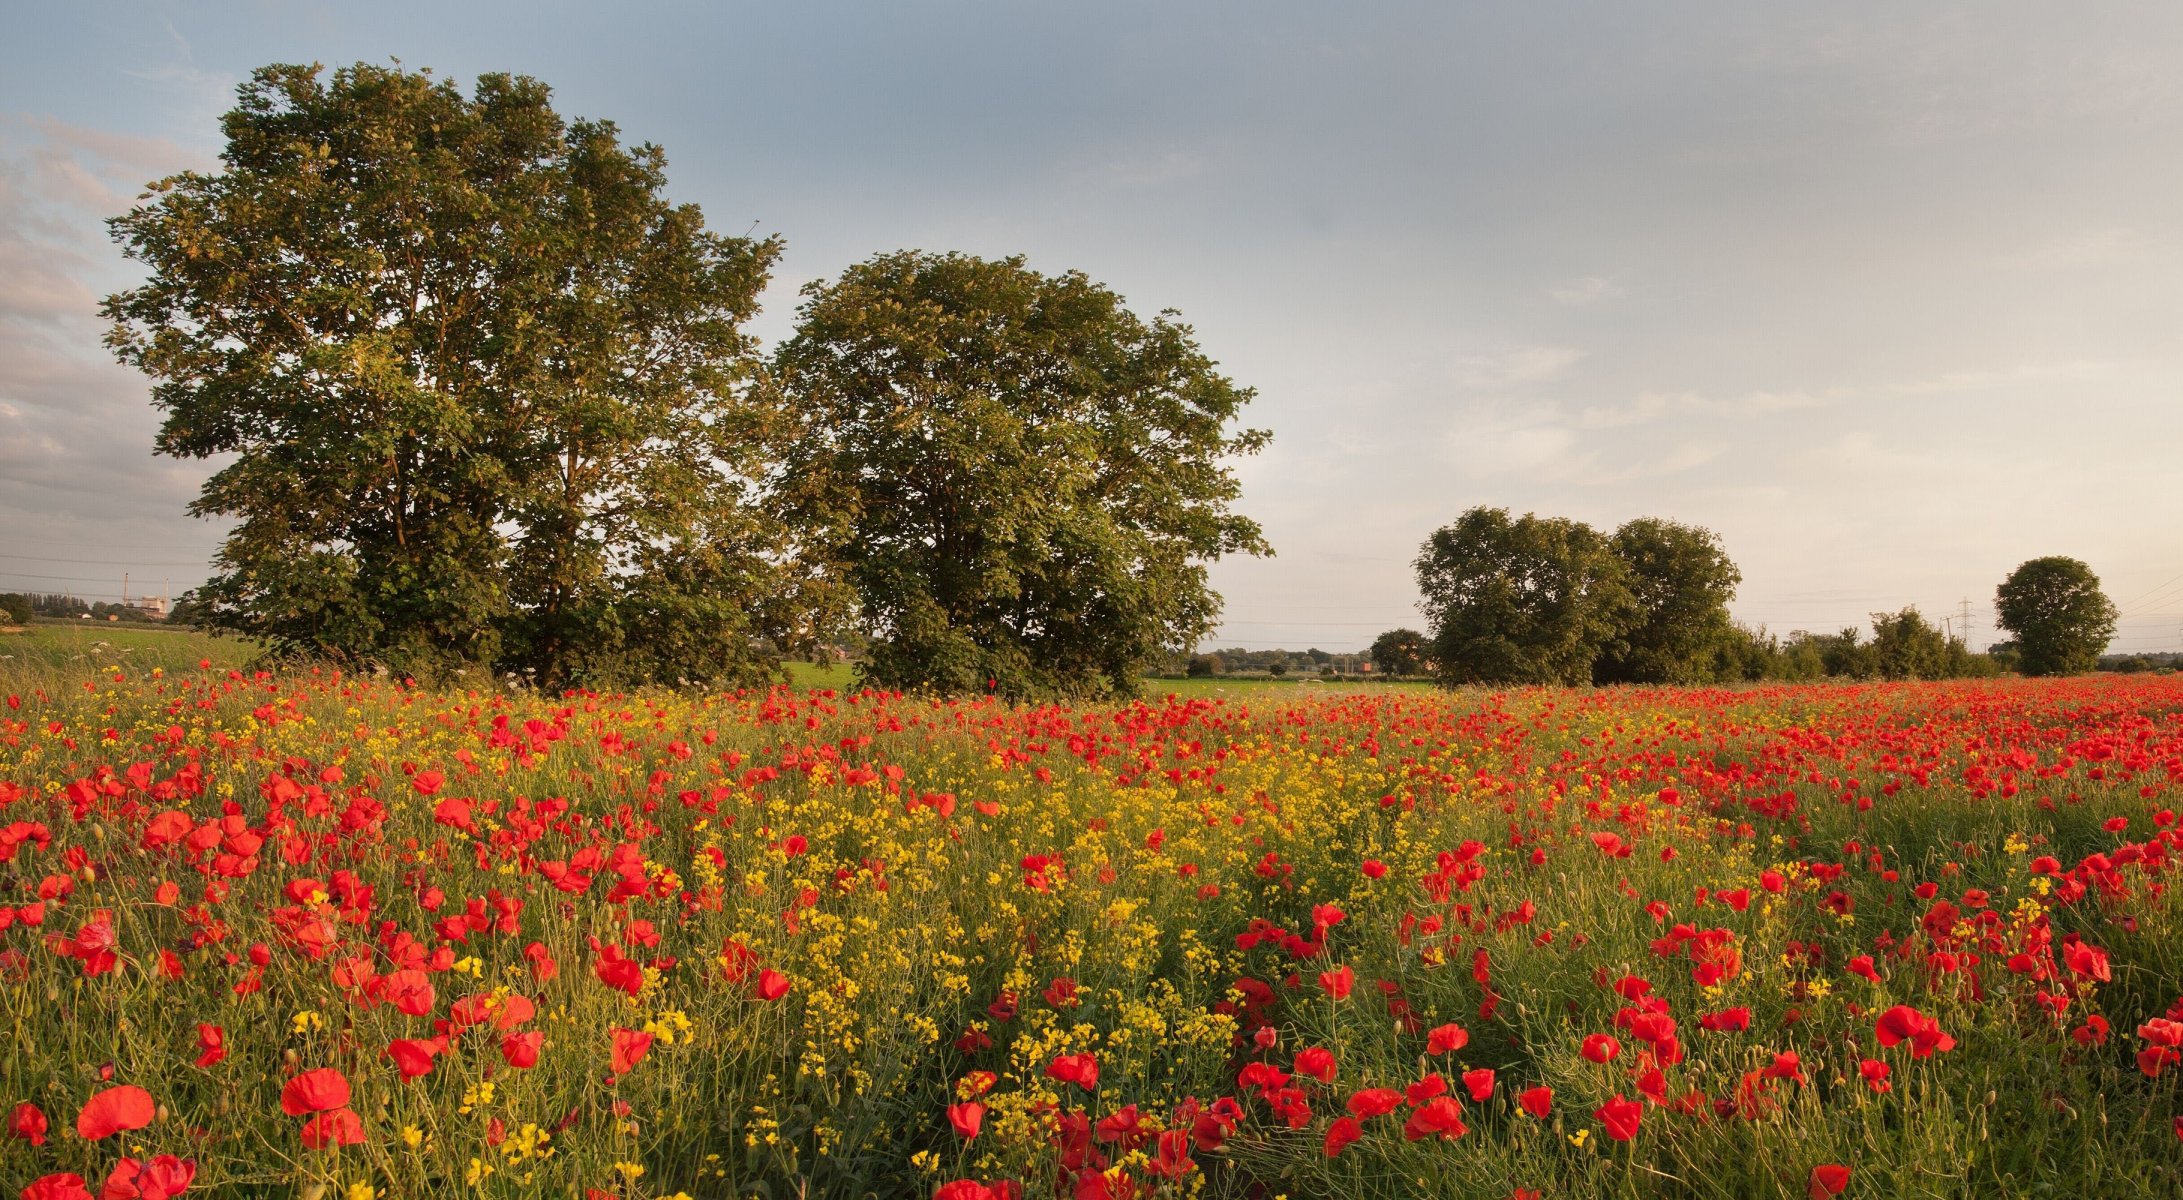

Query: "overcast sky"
left=4, top=1, right=2180, bottom=653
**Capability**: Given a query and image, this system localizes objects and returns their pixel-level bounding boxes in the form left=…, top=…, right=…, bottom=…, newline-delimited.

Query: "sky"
left=3, top=1, right=2180, bottom=654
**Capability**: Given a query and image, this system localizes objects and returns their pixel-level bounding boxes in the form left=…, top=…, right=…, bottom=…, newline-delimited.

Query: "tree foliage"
left=1367, top=628, right=1428, bottom=677
left=1868, top=607, right=1950, bottom=680
left=1414, top=508, right=1633, bottom=687
left=104, top=62, right=815, bottom=688
left=1594, top=517, right=1742, bottom=684
left=775, top=251, right=1269, bottom=699
left=1995, top=556, right=2118, bottom=676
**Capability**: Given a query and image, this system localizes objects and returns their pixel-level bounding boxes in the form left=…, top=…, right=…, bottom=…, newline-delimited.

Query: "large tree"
left=1414, top=508, right=1633, bottom=687
left=104, top=62, right=815, bottom=687
left=1994, top=556, right=2118, bottom=676
left=1594, top=517, right=1742, bottom=684
left=775, top=251, right=1268, bottom=699
left=1367, top=628, right=1428, bottom=677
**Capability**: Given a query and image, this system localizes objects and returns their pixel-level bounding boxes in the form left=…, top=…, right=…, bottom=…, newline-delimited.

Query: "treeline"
left=1400, top=508, right=2117, bottom=687
left=102, top=63, right=1265, bottom=699
left=0, top=593, right=171, bottom=625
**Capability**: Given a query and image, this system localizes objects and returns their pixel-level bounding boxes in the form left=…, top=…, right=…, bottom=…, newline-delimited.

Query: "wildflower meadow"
left=4, top=655, right=2182, bottom=1198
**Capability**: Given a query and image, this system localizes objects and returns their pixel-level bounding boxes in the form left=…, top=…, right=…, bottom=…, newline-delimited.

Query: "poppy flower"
left=1293, top=1046, right=1337, bottom=1083
left=502, top=1030, right=543, bottom=1069
left=1346, top=1088, right=1401, bottom=1119
left=948, top=1101, right=984, bottom=1139
left=1323, top=1115, right=1362, bottom=1157
left=610, top=1028, right=654, bottom=1076
left=755, top=969, right=792, bottom=1002
left=100, top=1155, right=197, bottom=1200
left=192, top=1025, right=225, bottom=1069
left=76, top=1085, right=154, bottom=1140
left=280, top=1069, right=350, bottom=1117
left=1858, top=1058, right=1892, bottom=1093
left=386, top=1038, right=440, bottom=1081
left=1046, top=1053, right=1099, bottom=1091
left=1808, top=1164, right=1851, bottom=1198
left=298, top=1107, right=365, bottom=1149
left=1518, top=1086, right=1553, bottom=1119
left=20, top=1176, right=90, bottom=1200
left=1426, top=1023, right=1469, bottom=1055
left=1461, top=1068, right=1495, bottom=1102
left=1581, top=1034, right=1622, bottom=1064
left=9, top=1101, right=48, bottom=1145
left=1594, top=1093, right=1642, bottom=1141
left=1401, top=1096, right=1467, bottom=1142
left=1318, top=965, right=1354, bottom=1000
left=1874, top=1005, right=1955, bottom=1059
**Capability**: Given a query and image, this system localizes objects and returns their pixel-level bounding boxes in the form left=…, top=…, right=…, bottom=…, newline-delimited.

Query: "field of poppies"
left=3, top=655, right=2181, bottom=1199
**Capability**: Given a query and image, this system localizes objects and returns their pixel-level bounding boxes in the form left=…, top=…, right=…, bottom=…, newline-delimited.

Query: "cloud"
left=0, top=115, right=225, bottom=595
left=1446, top=344, right=1584, bottom=389
left=1548, top=275, right=1624, bottom=305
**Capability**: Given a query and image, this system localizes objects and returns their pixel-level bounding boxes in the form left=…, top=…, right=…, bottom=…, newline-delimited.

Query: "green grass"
left=0, top=620, right=251, bottom=677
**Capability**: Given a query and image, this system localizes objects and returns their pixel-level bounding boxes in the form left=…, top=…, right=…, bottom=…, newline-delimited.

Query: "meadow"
left=2, top=644, right=2180, bottom=1198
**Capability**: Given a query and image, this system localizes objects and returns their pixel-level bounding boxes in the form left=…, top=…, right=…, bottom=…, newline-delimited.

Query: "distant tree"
left=776, top=251, right=1269, bottom=700
left=1595, top=517, right=1741, bottom=684
left=0, top=594, right=29, bottom=625
left=1368, top=628, right=1428, bottom=677
left=1986, top=639, right=2021, bottom=674
left=1814, top=627, right=1875, bottom=679
left=165, top=589, right=212, bottom=629
left=105, top=61, right=816, bottom=688
left=1268, top=661, right=1288, bottom=677
left=1415, top=508, right=1633, bottom=687
left=1186, top=654, right=1221, bottom=677
left=1709, top=623, right=1779, bottom=682
left=1869, top=607, right=1949, bottom=680
left=1994, top=556, right=2118, bottom=676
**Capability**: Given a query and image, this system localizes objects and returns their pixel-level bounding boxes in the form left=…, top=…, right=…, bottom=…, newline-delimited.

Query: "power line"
left=0, top=553, right=210, bottom=568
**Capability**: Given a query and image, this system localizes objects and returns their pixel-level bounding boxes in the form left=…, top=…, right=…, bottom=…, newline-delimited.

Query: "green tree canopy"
left=1594, top=517, right=1742, bottom=684
left=104, top=62, right=818, bottom=688
left=1995, top=556, right=2118, bottom=676
left=1869, top=607, right=1949, bottom=680
left=1414, top=507, right=1633, bottom=687
left=775, top=251, right=1269, bottom=699
left=1367, top=628, right=1428, bottom=676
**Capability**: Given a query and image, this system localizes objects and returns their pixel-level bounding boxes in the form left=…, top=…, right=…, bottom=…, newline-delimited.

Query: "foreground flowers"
left=3, top=665, right=2182, bottom=1197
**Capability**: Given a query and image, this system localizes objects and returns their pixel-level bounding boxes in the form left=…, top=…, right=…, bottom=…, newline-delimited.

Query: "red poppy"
left=279, top=1069, right=350, bottom=1117
left=1293, top=1046, right=1337, bottom=1083
left=9, top=1101, right=48, bottom=1145
left=76, top=1085, right=155, bottom=1140
left=502, top=1030, right=543, bottom=1069
left=1323, top=1115, right=1362, bottom=1157
left=386, top=1038, right=440, bottom=1081
left=192, top=1025, right=225, bottom=1069
left=1426, top=1023, right=1469, bottom=1055
left=1318, top=965, right=1354, bottom=1000
left=1808, top=1164, right=1851, bottom=1198
left=1346, top=1088, right=1401, bottom=1119
left=1594, top=1093, right=1642, bottom=1141
left=100, top=1155, right=197, bottom=1200
left=1046, top=1053, right=1099, bottom=1090
left=1581, top=1033, right=1622, bottom=1064
left=1874, top=1005, right=1955, bottom=1059
left=1401, top=1096, right=1467, bottom=1142
left=755, top=969, right=792, bottom=1002
left=20, top=1175, right=91, bottom=1200
left=298, top=1107, right=365, bottom=1149
left=1518, top=1086, right=1553, bottom=1119
left=948, top=1101, right=984, bottom=1139
left=1858, top=1058, right=1892, bottom=1093
left=1462, top=1068, right=1495, bottom=1102
left=610, top=1028, right=654, bottom=1076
